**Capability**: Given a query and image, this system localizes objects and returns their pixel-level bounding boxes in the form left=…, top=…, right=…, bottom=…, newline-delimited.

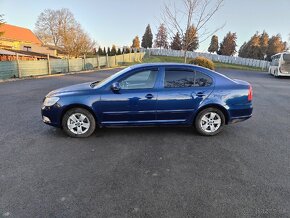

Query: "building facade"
left=0, top=23, right=57, bottom=57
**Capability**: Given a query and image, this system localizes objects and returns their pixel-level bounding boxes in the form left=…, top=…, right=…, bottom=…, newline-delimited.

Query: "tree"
left=103, top=47, right=107, bottom=55
left=238, top=42, right=248, bottom=58
left=124, top=47, right=130, bottom=54
left=154, top=23, right=168, bottom=49
left=61, top=23, right=95, bottom=57
left=117, top=48, right=122, bottom=55
left=111, top=45, right=117, bottom=56
left=170, top=32, right=182, bottom=50
left=98, top=47, right=103, bottom=56
left=183, top=25, right=199, bottom=51
left=141, top=24, right=153, bottom=48
left=132, top=36, right=140, bottom=49
left=161, top=0, right=224, bottom=62
left=208, top=35, right=219, bottom=53
left=35, top=9, right=74, bottom=46
left=239, top=32, right=267, bottom=59
left=107, top=47, right=111, bottom=56
left=238, top=31, right=286, bottom=60
left=238, top=33, right=261, bottom=59
left=35, top=8, right=95, bottom=57
left=218, top=32, right=237, bottom=56
left=260, top=31, right=269, bottom=59
left=266, top=34, right=286, bottom=60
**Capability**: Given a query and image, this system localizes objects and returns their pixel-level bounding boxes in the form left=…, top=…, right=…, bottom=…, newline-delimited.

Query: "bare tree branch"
left=161, top=0, right=224, bottom=62
left=35, top=8, right=95, bottom=57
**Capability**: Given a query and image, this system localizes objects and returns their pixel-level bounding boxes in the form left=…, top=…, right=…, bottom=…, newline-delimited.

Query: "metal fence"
left=0, top=52, right=145, bottom=80
left=147, top=49, right=270, bottom=69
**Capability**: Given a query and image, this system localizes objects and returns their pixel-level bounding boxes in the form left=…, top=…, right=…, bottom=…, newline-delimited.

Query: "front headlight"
left=43, top=96, right=60, bottom=107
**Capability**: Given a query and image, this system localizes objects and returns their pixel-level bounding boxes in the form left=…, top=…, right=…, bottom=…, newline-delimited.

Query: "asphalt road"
left=0, top=68, right=290, bottom=218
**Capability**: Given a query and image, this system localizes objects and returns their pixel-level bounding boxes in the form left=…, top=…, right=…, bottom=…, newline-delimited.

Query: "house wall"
left=0, top=39, right=56, bottom=56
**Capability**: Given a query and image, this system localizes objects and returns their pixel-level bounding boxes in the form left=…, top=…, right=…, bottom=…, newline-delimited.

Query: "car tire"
left=195, top=107, right=225, bottom=136
left=62, top=108, right=96, bottom=138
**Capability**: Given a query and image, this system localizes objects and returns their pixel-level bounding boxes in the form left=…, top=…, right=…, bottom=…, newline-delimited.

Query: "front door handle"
left=145, top=94, right=154, bottom=99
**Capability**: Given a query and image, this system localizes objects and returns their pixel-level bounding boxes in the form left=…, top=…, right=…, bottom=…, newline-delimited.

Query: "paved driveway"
left=0, top=68, right=290, bottom=217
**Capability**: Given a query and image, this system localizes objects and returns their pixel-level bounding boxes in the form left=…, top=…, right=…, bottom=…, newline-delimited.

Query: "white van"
left=269, top=52, right=290, bottom=77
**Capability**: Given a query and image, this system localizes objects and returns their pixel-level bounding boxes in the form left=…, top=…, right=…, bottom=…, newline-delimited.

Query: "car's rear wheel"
left=195, top=107, right=225, bottom=136
left=62, top=108, right=96, bottom=138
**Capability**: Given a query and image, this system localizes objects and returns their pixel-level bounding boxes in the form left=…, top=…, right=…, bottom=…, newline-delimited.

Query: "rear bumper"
left=228, top=103, right=253, bottom=124
left=228, top=114, right=252, bottom=124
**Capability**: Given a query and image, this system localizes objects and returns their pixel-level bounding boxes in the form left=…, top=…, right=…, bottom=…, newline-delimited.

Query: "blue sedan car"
left=41, top=63, right=253, bottom=137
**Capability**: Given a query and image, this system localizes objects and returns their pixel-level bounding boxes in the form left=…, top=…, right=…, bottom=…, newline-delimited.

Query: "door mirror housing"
left=111, top=82, right=121, bottom=92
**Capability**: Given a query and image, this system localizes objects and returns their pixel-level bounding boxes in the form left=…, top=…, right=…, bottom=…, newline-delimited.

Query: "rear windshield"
left=283, top=54, right=290, bottom=62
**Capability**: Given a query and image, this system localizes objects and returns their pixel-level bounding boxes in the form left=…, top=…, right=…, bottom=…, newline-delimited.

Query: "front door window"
left=119, top=69, right=158, bottom=89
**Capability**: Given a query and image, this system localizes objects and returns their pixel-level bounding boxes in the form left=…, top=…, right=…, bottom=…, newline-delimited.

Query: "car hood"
left=47, top=82, right=94, bottom=97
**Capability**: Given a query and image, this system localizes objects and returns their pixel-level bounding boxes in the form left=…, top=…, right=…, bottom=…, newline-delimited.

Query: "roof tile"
left=0, top=23, right=42, bottom=45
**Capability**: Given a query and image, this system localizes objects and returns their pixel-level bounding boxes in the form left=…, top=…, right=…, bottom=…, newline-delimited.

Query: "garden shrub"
left=189, top=56, right=215, bottom=70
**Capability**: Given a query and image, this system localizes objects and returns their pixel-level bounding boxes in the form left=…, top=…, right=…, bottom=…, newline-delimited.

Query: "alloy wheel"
left=200, top=112, right=222, bottom=133
left=67, top=113, right=91, bottom=135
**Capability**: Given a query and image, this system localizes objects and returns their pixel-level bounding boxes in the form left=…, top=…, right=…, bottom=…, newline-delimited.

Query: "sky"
left=0, top=0, right=289, bottom=52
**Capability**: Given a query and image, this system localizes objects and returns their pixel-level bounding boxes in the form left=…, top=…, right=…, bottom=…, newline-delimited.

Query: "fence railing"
left=147, top=49, right=270, bottom=69
left=0, top=52, right=145, bottom=80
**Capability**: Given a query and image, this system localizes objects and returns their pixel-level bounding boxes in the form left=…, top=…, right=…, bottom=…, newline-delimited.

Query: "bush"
left=189, top=56, right=215, bottom=70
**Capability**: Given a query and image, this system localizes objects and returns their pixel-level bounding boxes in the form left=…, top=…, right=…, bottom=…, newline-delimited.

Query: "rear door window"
left=164, top=69, right=213, bottom=88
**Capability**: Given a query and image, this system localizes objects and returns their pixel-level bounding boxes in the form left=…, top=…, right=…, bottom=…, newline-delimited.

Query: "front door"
left=100, top=68, right=159, bottom=125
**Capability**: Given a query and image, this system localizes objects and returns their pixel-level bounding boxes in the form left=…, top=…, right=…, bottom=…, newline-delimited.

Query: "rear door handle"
left=196, top=92, right=206, bottom=97
left=145, top=94, right=154, bottom=99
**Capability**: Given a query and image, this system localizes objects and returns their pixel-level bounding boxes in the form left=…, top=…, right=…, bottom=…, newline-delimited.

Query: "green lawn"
left=143, top=55, right=264, bottom=71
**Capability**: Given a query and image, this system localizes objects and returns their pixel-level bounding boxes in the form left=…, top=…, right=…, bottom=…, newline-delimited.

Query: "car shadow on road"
left=44, top=126, right=204, bottom=139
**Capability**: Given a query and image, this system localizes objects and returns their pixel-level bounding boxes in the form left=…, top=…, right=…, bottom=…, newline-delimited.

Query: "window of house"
left=23, top=46, right=32, bottom=52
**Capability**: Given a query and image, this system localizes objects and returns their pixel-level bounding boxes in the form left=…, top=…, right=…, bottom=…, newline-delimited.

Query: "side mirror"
left=111, top=82, right=121, bottom=92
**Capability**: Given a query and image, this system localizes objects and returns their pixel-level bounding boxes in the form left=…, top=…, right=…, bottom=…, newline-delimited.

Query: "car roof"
left=130, top=62, right=210, bottom=70
left=131, top=62, right=193, bottom=68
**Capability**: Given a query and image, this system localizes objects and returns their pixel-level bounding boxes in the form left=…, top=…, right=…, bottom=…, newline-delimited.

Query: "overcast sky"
left=1, top=0, right=289, bottom=51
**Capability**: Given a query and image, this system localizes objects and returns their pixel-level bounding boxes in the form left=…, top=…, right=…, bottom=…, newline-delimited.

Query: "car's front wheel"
left=62, top=108, right=96, bottom=138
left=195, top=107, right=225, bottom=136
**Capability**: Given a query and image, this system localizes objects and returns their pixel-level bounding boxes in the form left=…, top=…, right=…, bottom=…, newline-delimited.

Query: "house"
left=0, top=23, right=60, bottom=59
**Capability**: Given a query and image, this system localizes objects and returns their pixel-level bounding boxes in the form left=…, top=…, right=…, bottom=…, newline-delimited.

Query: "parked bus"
left=269, top=52, right=290, bottom=77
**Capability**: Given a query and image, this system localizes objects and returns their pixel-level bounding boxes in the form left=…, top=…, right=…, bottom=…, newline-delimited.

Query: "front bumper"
left=41, top=104, right=63, bottom=127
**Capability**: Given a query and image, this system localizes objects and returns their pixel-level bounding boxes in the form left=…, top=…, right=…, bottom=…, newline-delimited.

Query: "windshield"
left=93, top=67, right=132, bottom=88
left=283, top=54, right=290, bottom=62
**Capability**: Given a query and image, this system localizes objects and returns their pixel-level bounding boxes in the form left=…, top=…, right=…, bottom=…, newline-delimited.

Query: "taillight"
left=248, top=85, right=253, bottom=101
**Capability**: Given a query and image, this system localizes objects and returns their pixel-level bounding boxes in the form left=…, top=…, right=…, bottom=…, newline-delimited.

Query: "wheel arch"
left=194, top=104, right=230, bottom=125
left=60, top=104, right=98, bottom=128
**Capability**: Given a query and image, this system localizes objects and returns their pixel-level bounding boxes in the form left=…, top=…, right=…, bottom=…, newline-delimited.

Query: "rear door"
left=156, top=67, right=214, bottom=124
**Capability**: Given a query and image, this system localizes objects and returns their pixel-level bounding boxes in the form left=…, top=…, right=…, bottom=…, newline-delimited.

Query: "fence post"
left=67, top=58, right=70, bottom=73
left=97, top=54, right=100, bottom=70
left=134, top=49, right=137, bottom=62
left=115, top=54, right=117, bottom=66
left=16, top=53, right=21, bottom=78
left=47, top=54, right=51, bottom=75
left=129, top=51, right=131, bottom=62
left=83, top=54, right=86, bottom=71
left=106, top=53, right=109, bottom=68
left=123, top=52, right=125, bottom=64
